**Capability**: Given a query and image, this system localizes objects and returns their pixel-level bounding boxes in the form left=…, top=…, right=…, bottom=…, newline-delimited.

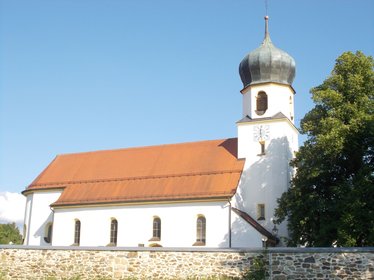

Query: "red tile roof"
left=24, top=138, right=244, bottom=207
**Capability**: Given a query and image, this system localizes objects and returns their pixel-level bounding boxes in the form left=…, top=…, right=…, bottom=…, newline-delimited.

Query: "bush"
left=241, top=254, right=266, bottom=280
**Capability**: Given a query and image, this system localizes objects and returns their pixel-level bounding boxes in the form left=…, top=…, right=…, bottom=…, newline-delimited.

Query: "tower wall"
left=242, top=83, right=295, bottom=122
left=235, top=119, right=298, bottom=241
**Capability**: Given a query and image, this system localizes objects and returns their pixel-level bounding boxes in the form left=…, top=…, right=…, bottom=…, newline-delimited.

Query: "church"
left=22, top=16, right=298, bottom=248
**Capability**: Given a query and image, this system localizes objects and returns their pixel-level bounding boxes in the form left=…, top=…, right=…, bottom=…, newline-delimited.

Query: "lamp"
left=272, top=221, right=278, bottom=236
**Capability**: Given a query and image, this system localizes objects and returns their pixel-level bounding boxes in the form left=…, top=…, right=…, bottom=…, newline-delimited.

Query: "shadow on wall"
left=230, top=212, right=262, bottom=247
left=220, top=136, right=294, bottom=247
left=34, top=212, right=53, bottom=245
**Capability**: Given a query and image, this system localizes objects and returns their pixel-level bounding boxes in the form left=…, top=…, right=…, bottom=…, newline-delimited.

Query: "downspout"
left=228, top=199, right=232, bottom=248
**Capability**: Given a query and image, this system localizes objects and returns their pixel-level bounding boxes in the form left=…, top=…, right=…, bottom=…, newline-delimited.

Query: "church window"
left=110, top=219, right=118, bottom=246
left=193, top=215, right=206, bottom=246
left=44, top=223, right=53, bottom=244
left=74, top=220, right=81, bottom=246
left=256, top=91, right=268, bottom=115
left=152, top=217, right=161, bottom=241
left=257, top=204, right=265, bottom=220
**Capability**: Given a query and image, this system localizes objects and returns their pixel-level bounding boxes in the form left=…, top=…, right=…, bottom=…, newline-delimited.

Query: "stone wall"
left=268, top=249, right=373, bottom=280
left=0, top=246, right=373, bottom=279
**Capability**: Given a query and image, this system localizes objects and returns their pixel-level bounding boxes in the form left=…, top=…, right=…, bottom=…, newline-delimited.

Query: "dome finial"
left=239, top=16, right=295, bottom=88
left=264, top=16, right=271, bottom=42
left=239, top=16, right=296, bottom=88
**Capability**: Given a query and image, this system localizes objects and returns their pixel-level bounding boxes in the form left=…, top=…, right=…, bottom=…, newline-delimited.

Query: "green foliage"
left=241, top=254, right=266, bottom=280
left=275, top=51, right=374, bottom=247
left=0, top=223, right=23, bottom=245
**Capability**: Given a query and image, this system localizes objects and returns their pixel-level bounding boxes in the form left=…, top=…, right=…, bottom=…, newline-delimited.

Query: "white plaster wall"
left=24, top=190, right=63, bottom=246
left=52, top=201, right=232, bottom=248
left=23, top=195, right=32, bottom=244
left=230, top=213, right=264, bottom=248
left=242, top=83, right=295, bottom=122
left=236, top=119, right=298, bottom=241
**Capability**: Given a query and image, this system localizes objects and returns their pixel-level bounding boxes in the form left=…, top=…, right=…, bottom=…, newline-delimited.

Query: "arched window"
left=74, top=220, right=81, bottom=246
left=110, top=219, right=118, bottom=246
left=194, top=215, right=206, bottom=246
left=152, top=217, right=161, bottom=241
left=44, top=223, right=53, bottom=244
left=256, top=91, right=268, bottom=115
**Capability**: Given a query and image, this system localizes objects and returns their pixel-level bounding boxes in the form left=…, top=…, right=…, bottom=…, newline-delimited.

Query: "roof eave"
left=51, top=195, right=235, bottom=209
left=22, top=186, right=66, bottom=196
left=240, top=82, right=296, bottom=94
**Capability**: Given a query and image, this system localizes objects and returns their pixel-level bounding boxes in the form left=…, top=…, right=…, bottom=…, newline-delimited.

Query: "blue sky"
left=1, top=0, right=373, bottom=196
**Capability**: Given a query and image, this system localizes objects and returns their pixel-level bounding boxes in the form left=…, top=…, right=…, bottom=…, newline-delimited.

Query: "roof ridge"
left=28, top=168, right=243, bottom=188
left=56, top=138, right=236, bottom=157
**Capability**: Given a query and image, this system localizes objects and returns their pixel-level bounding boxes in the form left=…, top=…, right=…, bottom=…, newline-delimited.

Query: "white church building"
left=22, top=16, right=298, bottom=248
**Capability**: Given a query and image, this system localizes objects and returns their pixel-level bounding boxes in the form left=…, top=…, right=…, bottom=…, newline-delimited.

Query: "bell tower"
left=237, top=16, right=297, bottom=159
left=233, top=16, right=299, bottom=243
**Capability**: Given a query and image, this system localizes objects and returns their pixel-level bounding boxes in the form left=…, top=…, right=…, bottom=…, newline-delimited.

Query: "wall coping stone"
left=1, top=245, right=373, bottom=253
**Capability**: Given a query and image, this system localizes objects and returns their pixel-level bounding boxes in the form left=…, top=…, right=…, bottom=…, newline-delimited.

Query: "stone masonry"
left=0, top=246, right=373, bottom=279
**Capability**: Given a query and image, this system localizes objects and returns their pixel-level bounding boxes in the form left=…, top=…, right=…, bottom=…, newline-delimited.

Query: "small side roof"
left=236, top=112, right=288, bottom=124
left=232, top=207, right=278, bottom=245
left=24, top=138, right=245, bottom=207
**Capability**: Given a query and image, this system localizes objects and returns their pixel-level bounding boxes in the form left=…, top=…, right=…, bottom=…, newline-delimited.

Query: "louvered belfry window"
left=256, top=91, right=268, bottom=115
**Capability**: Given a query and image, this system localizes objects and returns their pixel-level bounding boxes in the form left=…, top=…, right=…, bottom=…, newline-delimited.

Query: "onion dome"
left=239, top=16, right=296, bottom=88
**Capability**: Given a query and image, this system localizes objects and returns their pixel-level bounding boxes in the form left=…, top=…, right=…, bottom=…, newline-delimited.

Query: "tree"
left=0, top=223, right=23, bottom=244
left=275, top=51, right=374, bottom=247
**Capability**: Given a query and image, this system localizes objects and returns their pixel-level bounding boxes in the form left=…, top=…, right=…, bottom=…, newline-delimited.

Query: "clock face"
left=253, top=125, right=270, bottom=141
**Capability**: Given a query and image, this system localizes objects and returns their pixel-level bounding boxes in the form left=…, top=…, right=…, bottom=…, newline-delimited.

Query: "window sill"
left=148, top=237, right=160, bottom=242
left=192, top=241, right=206, bottom=246
left=255, top=110, right=266, bottom=116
